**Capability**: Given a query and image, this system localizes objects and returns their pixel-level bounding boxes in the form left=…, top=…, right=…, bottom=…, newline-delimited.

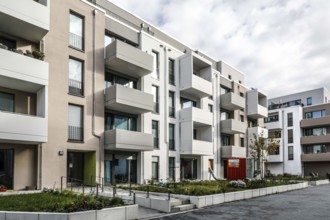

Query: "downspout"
left=216, top=73, right=221, bottom=178
left=92, top=9, right=102, bottom=181
left=163, top=46, right=169, bottom=180
left=282, top=109, right=285, bottom=174
left=139, top=30, right=144, bottom=184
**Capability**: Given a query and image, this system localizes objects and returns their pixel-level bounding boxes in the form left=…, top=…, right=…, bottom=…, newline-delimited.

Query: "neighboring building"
left=265, top=87, right=330, bottom=177
left=0, top=0, right=268, bottom=189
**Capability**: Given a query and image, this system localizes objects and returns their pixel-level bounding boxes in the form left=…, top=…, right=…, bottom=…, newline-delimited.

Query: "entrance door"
left=67, top=152, right=84, bottom=184
left=0, top=149, right=14, bottom=189
left=181, top=159, right=197, bottom=180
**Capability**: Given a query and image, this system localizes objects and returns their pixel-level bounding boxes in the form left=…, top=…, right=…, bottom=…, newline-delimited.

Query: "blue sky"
left=111, top=0, right=330, bottom=98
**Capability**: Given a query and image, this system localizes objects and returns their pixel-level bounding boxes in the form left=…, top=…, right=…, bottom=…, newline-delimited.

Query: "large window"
left=168, top=59, right=175, bottom=85
left=104, top=113, right=137, bottom=131
left=169, top=123, right=175, bottom=150
left=151, top=51, right=159, bottom=79
left=151, top=156, right=159, bottom=180
left=180, top=97, right=196, bottom=109
left=69, top=12, right=84, bottom=50
left=68, top=104, right=83, bottom=141
left=152, top=120, right=159, bottom=149
left=288, top=146, right=294, bottom=160
left=288, top=129, right=293, bottom=143
left=69, top=58, right=83, bottom=96
left=221, top=135, right=230, bottom=146
left=304, top=145, right=326, bottom=154
left=105, top=73, right=137, bottom=89
left=304, top=128, right=326, bottom=136
left=305, top=110, right=326, bottom=119
left=287, top=112, right=293, bottom=127
left=264, top=114, right=279, bottom=123
left=169, top=157, right=175, bottom=181
left=169, top=91, right=175, bottom=117
left=269, top=130, right=281, bottom=138
left=152, top=85, right=159, bottom=113
left=0, top=92, right=14, bottom=112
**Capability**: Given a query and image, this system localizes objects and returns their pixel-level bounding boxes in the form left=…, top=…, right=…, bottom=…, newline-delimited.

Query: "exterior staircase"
left=170, top=198, right=195, bottom=212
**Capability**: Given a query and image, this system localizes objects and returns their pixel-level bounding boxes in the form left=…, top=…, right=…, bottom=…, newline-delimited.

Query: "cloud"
left=111, top=0, right=330, bottom=98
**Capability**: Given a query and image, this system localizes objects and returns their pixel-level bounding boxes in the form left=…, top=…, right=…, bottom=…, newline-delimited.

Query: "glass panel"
left=69, top=59, right=83, bottom=95
left=104, top=35, right=112, bottom=47
left=169, top=157, right=175, bottom=181
left=114, top=115, right=128, bottom=130
left=152, top=121, right=159, bottom=148
left=169, top=59, right=175, bottom=85
left=69, top=13, right=83, bottom=49
left=129, top=117, right=137, bottom=131
left=151, top=51, right=159, bottom=79
left=0, top=92, right=14, bottom=112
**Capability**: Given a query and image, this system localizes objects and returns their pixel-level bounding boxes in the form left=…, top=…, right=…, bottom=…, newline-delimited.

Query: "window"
left=307, top=97, right=312, bottom=106
left=169, top=91, right=175, bottom=117
left=69, top=12, right=84, bottom=50
left=269, top=130, right=281, bottom=138
left=105, top=73, right=137, bottom=89
left=69, top=58, right=83, bottom=96
left=240, top=92, right=244, bottom=97
left=152, top=86, right=159, bottom=113
left=0, top=37, right=16, bottom=50
left=0, top=92, right=14, bottom=112
left=151, top=156, right=159, bottom=180
left=152, top=120, right=159, bottom=149
left=304, top=128, right=326, bottom=136
left=168, top=59, right=175, bottom=85
left=68, top=104, right=83, bottom=141
left=193, top=129, right=197, bottom=140
left=209, top=96, right=213, bottom=100
left=220, top=111, right=230, bottom=120
left=240, top=138, right=244, bottom=147
left=151, top=51, right=159, bottom=79
left=180, top=97, right=196, bottom=109
left=304, top=145, right=326, bottom=154
left=288, top=129, right=293, bottom=143
left=220, top=86, right=230, bottom=95
left=240, top=115, right=244, bottom=122
left=228, top=75, right=232, bottom=80
left=287, top=112, right=293, bottom=127
left=169, top=157, right=175, bottom=181
left=221, top=135, right=230, bottom=146
left=288, top=146, right=294, bottom=160
left=264, top=114, right=279, bottom=123
left=104, top=34, right=112, bottom=47
left=208, top=104, right=213, bottom=113
left=169, top=124, right=175, bottom=150
left=104, top=113, right=137, bottom=131
left=305, top=110, right=326, bottom=119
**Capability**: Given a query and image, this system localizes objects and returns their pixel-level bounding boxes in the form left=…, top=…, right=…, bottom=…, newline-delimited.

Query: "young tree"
left=249, top=131, right=280, bottom=179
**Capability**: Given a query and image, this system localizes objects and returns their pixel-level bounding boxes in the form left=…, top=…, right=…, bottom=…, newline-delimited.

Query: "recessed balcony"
left=247, top=89, right=268, bottom=119
left=301, top=152, right=330, bottom=162
left=105, top=84, right=153, bottom=114
left=0, top=0, right=49, bottom=42
left=221, top=145, right=246, bottom=158
left=180, top=107, right=213, bottom=126
left=0, top=111, right=47, bottom=143
left=104, top=129, right=153, bottom=152
left=247, top=126, right=268, bottom=138
left=0, top=48, right=48, bottom=91
left=181, top=139, right=213, bottom=156
left=220, top=92, right=245, bottom=111
left=221, top=119, right=246, bottom=134
left=301, top=116, right=330, bottom=128
left=301, top=134, right=330, bottom=145
left=105, top=40, right=153, bottom=78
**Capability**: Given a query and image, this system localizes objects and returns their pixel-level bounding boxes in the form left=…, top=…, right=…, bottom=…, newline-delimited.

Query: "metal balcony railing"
left=69, top=32, right=84, bottom=50
left=69, top=78, right=83, bottom=95
left=68, top=126, right=83, bottom=141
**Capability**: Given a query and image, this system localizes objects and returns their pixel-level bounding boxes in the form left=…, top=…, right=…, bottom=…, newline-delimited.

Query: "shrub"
left=109, top=197, right=124, bottom=207
left=229, top=180, right=246, bottom=188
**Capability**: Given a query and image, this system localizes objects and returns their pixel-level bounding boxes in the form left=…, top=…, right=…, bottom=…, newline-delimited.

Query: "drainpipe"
left=282, top=109, right=285, bottom=174
left=38, top=144, right=43, bottom=189
left=163, top=45, right=169, bottom=180
left=92, top=9, right=102, bottom=181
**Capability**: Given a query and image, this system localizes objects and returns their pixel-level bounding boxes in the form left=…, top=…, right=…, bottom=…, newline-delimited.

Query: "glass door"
left=0, top=149, right=14, bottom=189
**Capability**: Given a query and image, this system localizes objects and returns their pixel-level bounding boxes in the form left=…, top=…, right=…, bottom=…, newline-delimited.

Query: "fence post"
left=147, top=185, right=149, bottom=198
left=113, top=185, right=116, bottom=197
left=60, top=176, right=63, bottom=193
left=102, top=178, right=104, bottom=192
left=96, top=183, right=99, bottom=197
left=133, top=192, right=136, bottom=204
left=70, top=178, right=73, bottom=191
left=82, top=183, right=85, bottom=195
left=168, top=188, right=170, bottom=200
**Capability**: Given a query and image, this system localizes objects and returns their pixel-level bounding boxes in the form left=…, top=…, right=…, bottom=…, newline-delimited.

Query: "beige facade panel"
left=301, top=152, right=330, bottom=162
left=105, top=39, right=153, bottom=77
left=221, top=119, right=246, bottom=134
left=180, top=107, right=213, bottom=126
left=301, top=134, right=330, bottom=145
left=220, top=92, right=245, bottom=111
left=105, top=84, right=153, bottom=114
left=104, top=129, right=153, bottom=151
left=301, top=116, right=330, bottom=128
left=221, top=145, right=246, bottom=158
left=0, top=0, right=49, bottom=42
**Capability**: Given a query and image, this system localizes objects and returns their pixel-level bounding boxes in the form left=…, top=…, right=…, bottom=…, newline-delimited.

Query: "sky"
left=111, top=0, right=330, bottom=98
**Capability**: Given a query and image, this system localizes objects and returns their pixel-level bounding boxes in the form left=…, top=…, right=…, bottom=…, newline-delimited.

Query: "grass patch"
left=0, top=191, right=124, bottom=213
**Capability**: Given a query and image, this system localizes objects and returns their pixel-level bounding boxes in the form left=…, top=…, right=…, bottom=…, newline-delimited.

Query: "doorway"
left=67, top=152, right=84, bottom=185
left=180, top=158, right=197, bottom=180
left=0, top=149, right=14, bottom=189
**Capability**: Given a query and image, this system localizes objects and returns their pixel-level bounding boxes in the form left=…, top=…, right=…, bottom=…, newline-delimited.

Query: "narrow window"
left=307, top=97, right=312, bottom=106
left=69, top=12, right=84, bottom=50
left=69, top=58, right=83, bottom=96
left=169, top=124, right=175, bottom=150
left=287, top=112, right=293, bottom=127
left=169, top=91, right=175, bottom=117
left=168, top=59, right=175, bottom=85
left=169, top=157, right=175, bottom=181
left=0, top=92, right=14, bottom=112
left=152, top=85, right=159, bottom=113
left=151, top=156, right=159, bottom=180
left=288, top=129, right=293, bottom=143
left=240, top=138, right=244, bottom=147
left=151, top=51, right=159, bottom=79
left=288, top=146, right=294, bottom=160
left=68, top=104, right=83, bottom=141
left=152, top=120, right=159, bottom=149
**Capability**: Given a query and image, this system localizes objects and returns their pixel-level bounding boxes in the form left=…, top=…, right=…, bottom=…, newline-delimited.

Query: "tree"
left=249, top=131, right=280, bottom=179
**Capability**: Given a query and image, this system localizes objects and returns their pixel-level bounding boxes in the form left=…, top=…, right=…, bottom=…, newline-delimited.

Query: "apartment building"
left=0, top=0, right=268, bottom=189
left=265, top=88, right=330, bottom=177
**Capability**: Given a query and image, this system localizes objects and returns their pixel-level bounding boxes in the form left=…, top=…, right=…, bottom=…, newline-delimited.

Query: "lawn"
left=0, top=191, right=124, bottom=213
left=121, top=179, right=292, bottom=196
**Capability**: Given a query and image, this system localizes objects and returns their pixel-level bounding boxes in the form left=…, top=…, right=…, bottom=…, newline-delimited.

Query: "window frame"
left=152, top=120, right=159, bottom=149
left=68, top=57, right=84, bottom=96
left=288, top=146, right=294, bottom=160
left=69, top=11, right=85, bottom=51
left=152, top=85, right=159, bottom=114
left=68, top=103, right=84, bottom=142
left=0, top=91, right=15, bottom=112
left=287, top=112, right=293, bottom=127
left=168, top=58, right=175, bottom=85
left=169, top=91, right=175, bottom=117
left=169, top=123, right=175, bottom=150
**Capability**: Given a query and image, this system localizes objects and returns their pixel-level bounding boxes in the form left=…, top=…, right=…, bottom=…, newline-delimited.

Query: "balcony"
left=221, top=145, right=246, bottom=158
left=301, top=116, right=330, bottom=128
left=105, top=84, right=153, bottom=114
left=301, top=134, right=330, bottom=145
left=104, top=129, right=153, bottom=152
left=301, top=152, right=330, bottom=162
left=180, top=107, right=213, bottom=126
left=247, top=89, right=268, bottom=119
left=247, top=104, right=268, bottom=119
left=179, top=53, right=212, bottom=98
left=268, top=154, right=283, bottom=162
left=0, top=0, right=49, bottom=42
left=248, top=127, right=268, bottom=138
left=0, top=48, right=48, bottom=91
left=181, top=140, right=213, bottom=156
left=105, top=40, right=153, bottom=77
left=221, top=119, right=246, bottom=134
left=0, top=111, right=47, bottom=143
left=220, top=92, right=245, bottom=111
